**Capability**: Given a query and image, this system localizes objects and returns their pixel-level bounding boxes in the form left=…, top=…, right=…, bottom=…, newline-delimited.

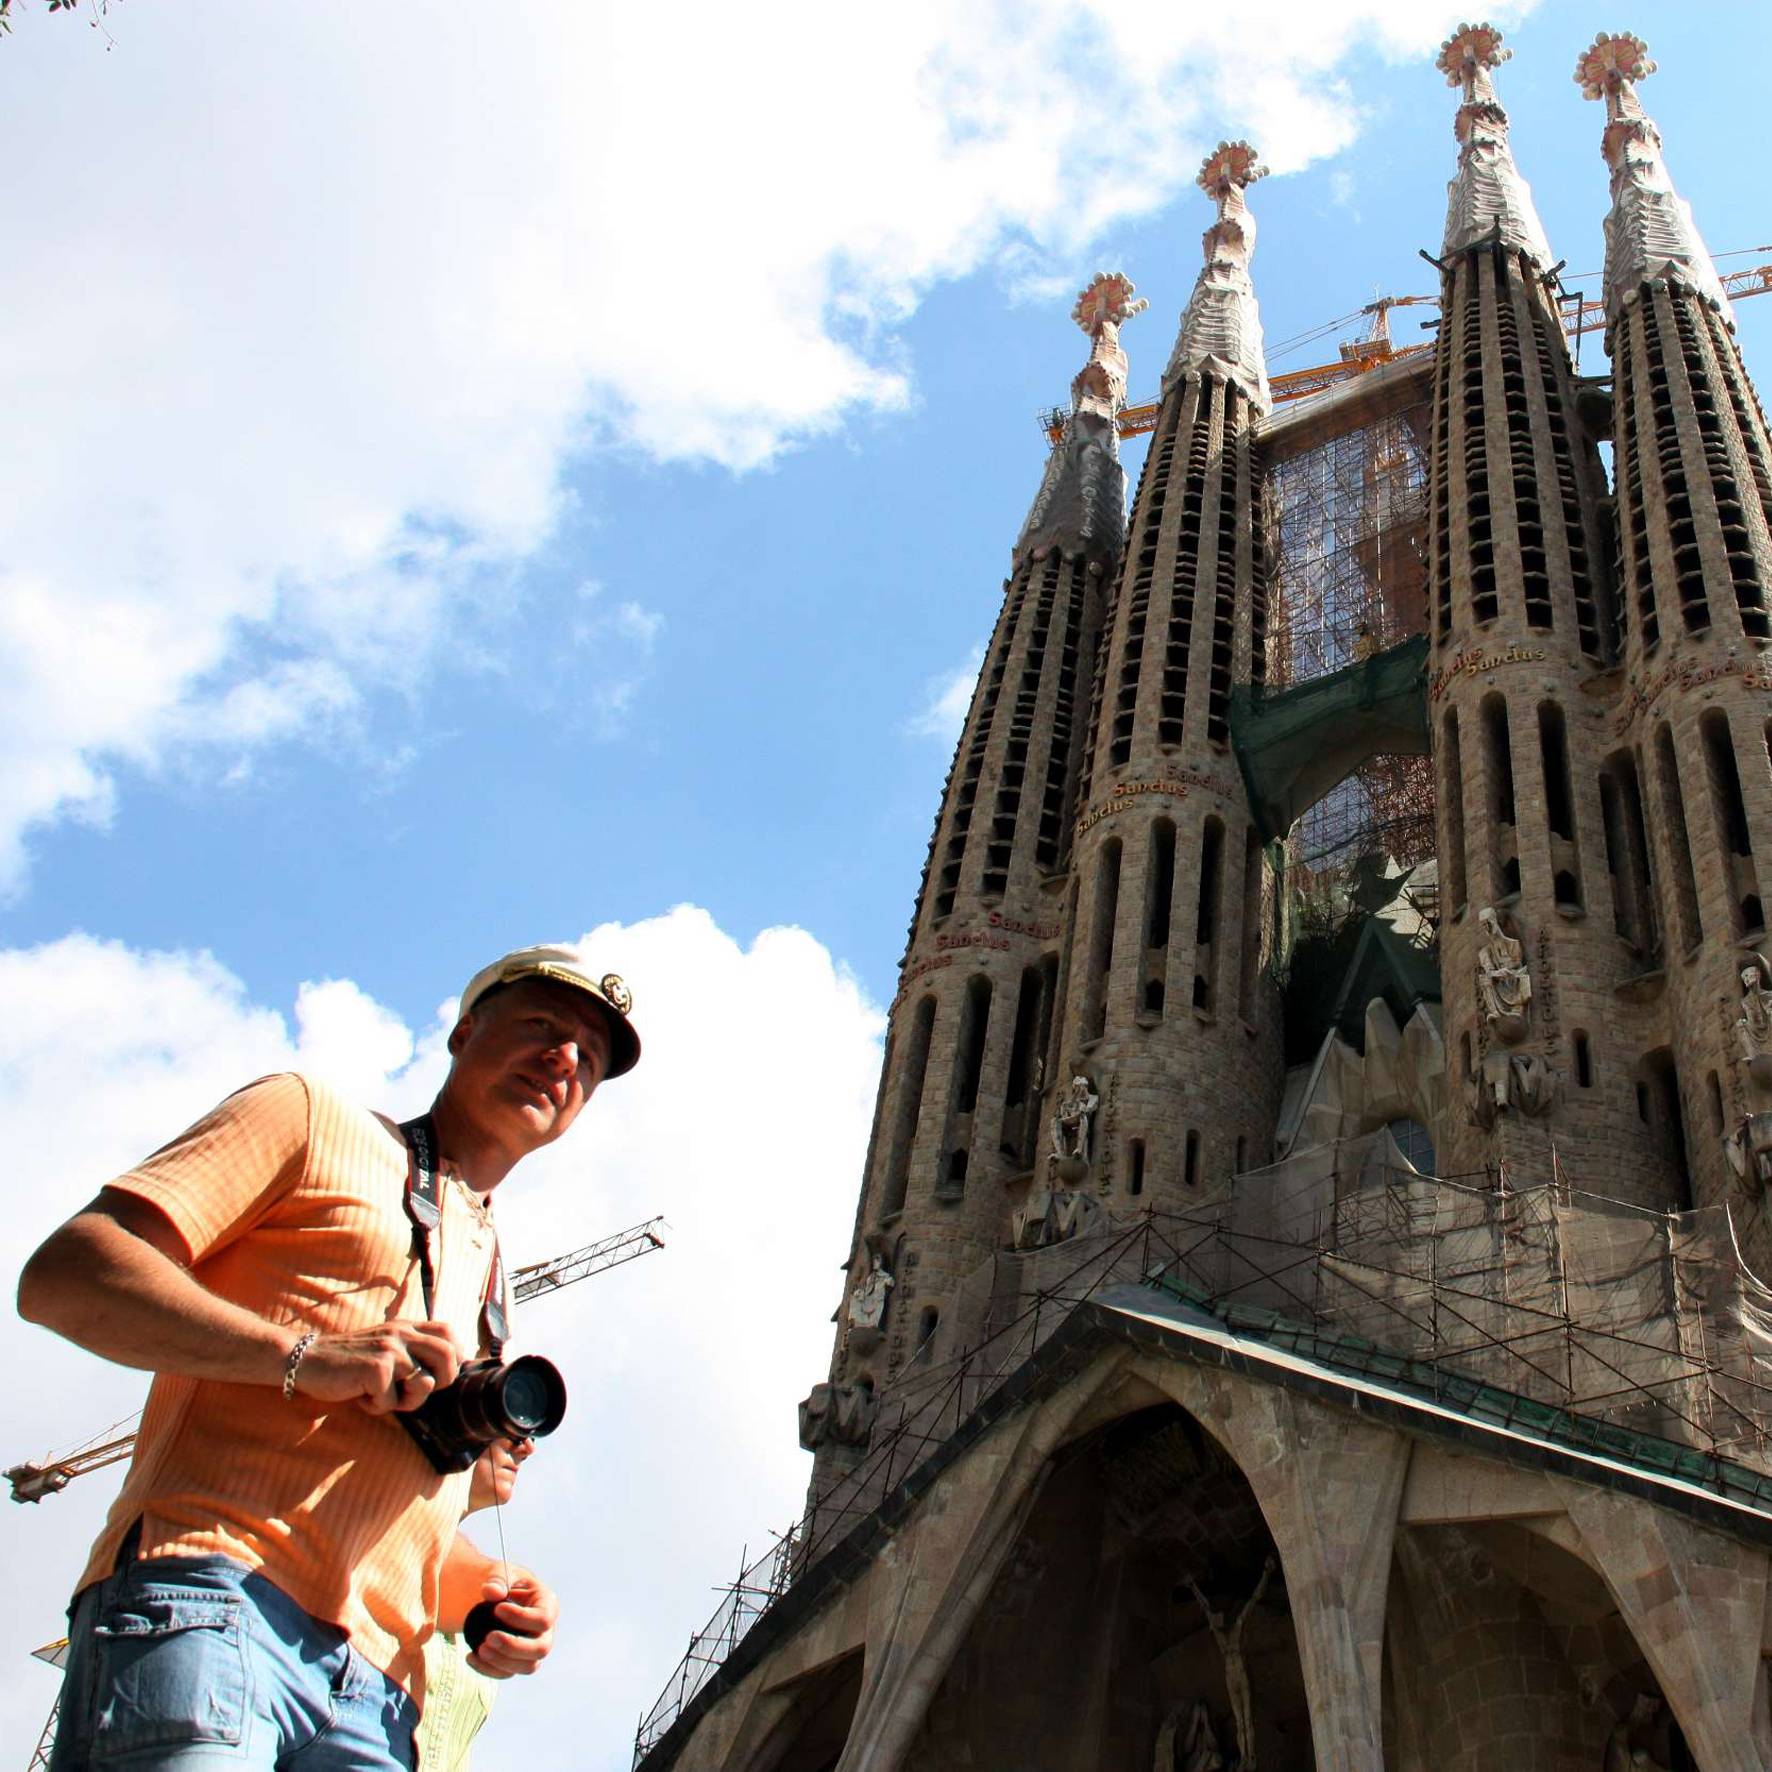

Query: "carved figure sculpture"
left=1736, top=956, right=1772, bottom=1091
left=1048, top=1188, right=1098, bottom=1244
left=1185, top=1557, right=1275, bottom=1772
left=1726, top=1112, right=1772, bottom=1192
left=797, top=1380, right=878, bottom=1452
left=1603, top=1693, right=1671, bottom=1772
left=1476, top=907, right=1532, bottom=1041
left=1011, top=1186, right=1098, bottom=1251
left=1155, top=1699, right=1224, bottom=1772
left=1509, top=1052, right=1561, bottom=1118
left=847, top=1253, right=894, bottom=1332
left=1012, top=1188, right=1054, bottom=1250
left=1180, top=1701, right=1225, bottom=1772
left=1464, top=1049, right=1513, bottom=1129
left=1051, top=1074, right=1100, bottom=1166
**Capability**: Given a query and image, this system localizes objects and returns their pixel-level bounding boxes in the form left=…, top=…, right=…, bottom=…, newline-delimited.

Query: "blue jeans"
left=52, top=1548, right=418, bottom=1769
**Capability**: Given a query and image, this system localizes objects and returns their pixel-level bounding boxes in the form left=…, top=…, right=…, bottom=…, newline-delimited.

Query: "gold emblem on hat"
left=601, top=974, right=633, bottom=1015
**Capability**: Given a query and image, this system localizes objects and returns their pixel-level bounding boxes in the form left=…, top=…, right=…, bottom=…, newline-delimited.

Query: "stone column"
left=1426, top=24, right=1667, bottom=1202
left=1581, top=33, right=1772, bottom=1236
left=1055, top=142, right=1284, bottom=1229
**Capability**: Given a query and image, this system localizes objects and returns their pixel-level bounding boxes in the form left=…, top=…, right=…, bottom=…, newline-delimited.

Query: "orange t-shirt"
left=78, top=1073, right=501, bottom=1700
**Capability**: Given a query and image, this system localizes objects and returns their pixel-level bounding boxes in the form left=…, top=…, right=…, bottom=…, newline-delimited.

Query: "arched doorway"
left=747, top=1649, right=865, bottom=1772
left=903, top=1404, right=1312, bottom=1769
left=1384, top=1520, right=1696, bottom=1772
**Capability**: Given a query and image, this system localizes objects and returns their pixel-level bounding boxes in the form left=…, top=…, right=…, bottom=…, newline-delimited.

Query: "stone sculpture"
left=1726, top=1111, right=1772, bottom=1192
left=1509, top=1052, right=1561, bottom=1118
left=1185, top=1557, right=1274, bottom=1772
left=1182, top=1701, right=1225, bottom=1772
left=1476, top=906, right=1532, bottom=1041
left=1154, top=1699, right=1224, bottom=1772
left=1735, top=955, right=1772, bottom=1091
left=1051, top=1073, right=1100, bottom=1168
left=847, top=1253, right=894, bottom=1332
left=1011, top=1184, right=1098, bottom=1252
left=1602, top=1693, right=1671, bottom=1772
left=1465, top=1048, right=1561, bottom=1125
left=797, top=1380, right=878, bottom=1452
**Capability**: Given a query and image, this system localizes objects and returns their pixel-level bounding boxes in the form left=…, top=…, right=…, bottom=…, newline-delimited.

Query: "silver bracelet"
left=282, top=1329, right=318, bottom=1402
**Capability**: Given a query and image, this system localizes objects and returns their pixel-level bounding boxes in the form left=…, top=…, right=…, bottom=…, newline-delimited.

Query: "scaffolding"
left=633, top=1138, right=1772, bottom=1765
left=1266, top=332, right=1437, bottom=904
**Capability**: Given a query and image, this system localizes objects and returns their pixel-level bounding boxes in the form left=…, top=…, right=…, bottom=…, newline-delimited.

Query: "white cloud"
left=0, top=0, right=1534, bottom=889
left=611, top=602, right=665, bottom=651
left=565, top=586, right=666, bottom=735
left=0, top=909, right=883, bottom=1770
left=906, top=644, right=986, bottom=743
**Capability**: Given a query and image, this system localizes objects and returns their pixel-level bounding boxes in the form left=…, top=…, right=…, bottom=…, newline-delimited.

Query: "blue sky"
left=5, top=2, right=1772, bottom=1766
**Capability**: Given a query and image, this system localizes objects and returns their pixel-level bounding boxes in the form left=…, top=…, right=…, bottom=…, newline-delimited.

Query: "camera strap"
left=397, top=1114, right=510, bottom=1359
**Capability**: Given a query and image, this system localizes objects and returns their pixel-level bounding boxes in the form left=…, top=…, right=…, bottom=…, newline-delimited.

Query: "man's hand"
left=466, top=1569, right=558, bottom=1679
left=291, top=1320, right=466, bottom=1414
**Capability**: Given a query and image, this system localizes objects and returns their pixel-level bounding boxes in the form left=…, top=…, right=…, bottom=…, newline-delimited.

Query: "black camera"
left=398, top=1355, right=567, bottom=1475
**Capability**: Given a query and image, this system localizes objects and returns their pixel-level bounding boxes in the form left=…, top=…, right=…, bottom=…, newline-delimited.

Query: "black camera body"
left=398, top=1354, right=567, bottom=1475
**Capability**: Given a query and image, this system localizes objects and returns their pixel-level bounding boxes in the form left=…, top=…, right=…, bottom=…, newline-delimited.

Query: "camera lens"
left=503, top=1368, right=549, bottom=1429
left=493, top=1355, right=566, bottom=1439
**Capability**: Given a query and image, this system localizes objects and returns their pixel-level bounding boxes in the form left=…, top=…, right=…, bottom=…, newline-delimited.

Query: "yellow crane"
left=1042, top=259, right=1772, bottom=444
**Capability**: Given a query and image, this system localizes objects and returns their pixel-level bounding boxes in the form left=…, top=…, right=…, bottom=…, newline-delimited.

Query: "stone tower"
left=1579, top=33, right=1772, bottom=1237
left=1056, top=142, right=1284, bottom=1216
left=796, top=273, right=1146, bottom=1480
left=643, top=40, right=1772, bottom=1772
left=1425, top=25, right=1678, bottom=1203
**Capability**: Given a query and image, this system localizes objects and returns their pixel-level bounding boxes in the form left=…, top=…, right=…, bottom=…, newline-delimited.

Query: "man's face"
left=445, top=977, right=613, bottom=1158
left=467, top=1435, right=535, bottom=1514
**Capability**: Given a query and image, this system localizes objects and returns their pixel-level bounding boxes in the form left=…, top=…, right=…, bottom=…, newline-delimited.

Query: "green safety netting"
left=1230, top=634, right=1430, bottom=846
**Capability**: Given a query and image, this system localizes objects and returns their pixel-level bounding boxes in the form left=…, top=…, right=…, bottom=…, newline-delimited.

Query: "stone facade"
left=802, top=274, right=1143, bottom=1505
left=654, top=1301, right=1772, bottom=1771
left=1426, top=27, right=1667, bottom=1201
left=1059, top=142, right=1284, bottom=1232
left=684, top=26, right=1772, bottom=1772
left=1577, top=34, right=1772, bottom=1262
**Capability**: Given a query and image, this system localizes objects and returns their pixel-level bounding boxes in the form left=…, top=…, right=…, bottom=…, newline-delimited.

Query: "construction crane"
left=24, top=1644, right=65, bottom=1772
left=5, top=1215, right=666, bottom=1505
left=1042, top=258, right=1772, bottom=444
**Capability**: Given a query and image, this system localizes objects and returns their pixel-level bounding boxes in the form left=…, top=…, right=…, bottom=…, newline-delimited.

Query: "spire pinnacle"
left=1017, top=273, right=1146, bottom=564
left=1165, top=141, right=1270, bottom=411
left=1436, top=22, right=1554, bottom=267
left=1068, top=270, right=1147, bottom=425
left=1576, top=33, right=1730, bottom=323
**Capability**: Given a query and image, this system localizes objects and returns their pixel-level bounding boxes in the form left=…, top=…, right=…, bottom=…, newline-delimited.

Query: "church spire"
left=1576, top=32, right=1730, bottom=324
left=1164, top=141, right=1269, bottom=412
left=1436, top=22, right=1554, bottom=268
left=1017, top=272, right=1146, bottom=565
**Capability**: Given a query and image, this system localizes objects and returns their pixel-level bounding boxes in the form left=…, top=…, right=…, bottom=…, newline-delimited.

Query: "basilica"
left=638, top=29, right=1772, bottom=1772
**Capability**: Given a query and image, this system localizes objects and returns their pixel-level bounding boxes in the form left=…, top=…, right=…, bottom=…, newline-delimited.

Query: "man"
left=416, top=1437, right=535, bottom=1772
left=18, top=941, right=640, bottom=1770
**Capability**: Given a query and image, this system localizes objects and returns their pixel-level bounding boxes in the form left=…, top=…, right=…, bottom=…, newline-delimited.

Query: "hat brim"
left=477, top=963, right=642, bottom=1079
